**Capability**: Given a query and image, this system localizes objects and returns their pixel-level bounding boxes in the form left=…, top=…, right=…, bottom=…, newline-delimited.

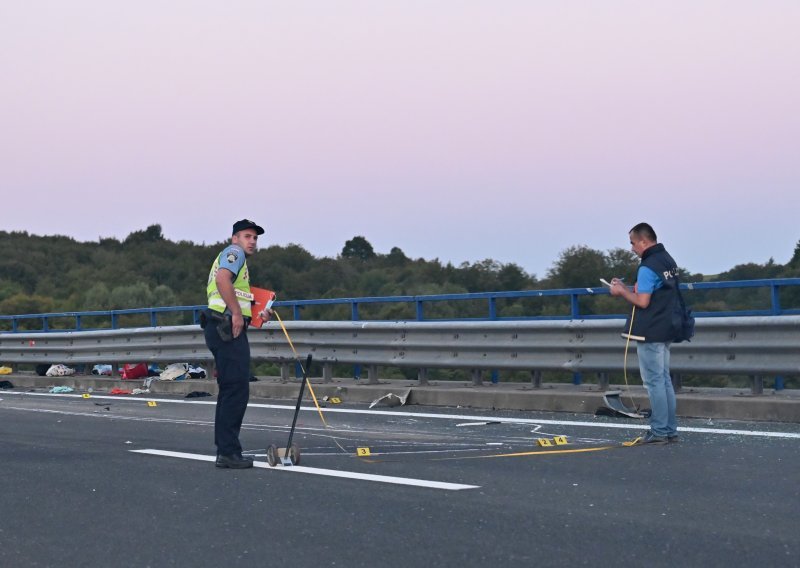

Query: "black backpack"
left=671, top=280, right=695, bottom=343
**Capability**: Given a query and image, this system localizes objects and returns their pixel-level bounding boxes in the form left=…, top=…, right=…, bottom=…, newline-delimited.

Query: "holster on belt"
left=200, top=310, right=249, bottom=342
left=200, top=310, right=234, bottom=342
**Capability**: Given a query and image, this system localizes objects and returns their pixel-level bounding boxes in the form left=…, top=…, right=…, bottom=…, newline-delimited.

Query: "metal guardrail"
left=2, top=278, right=800, bottom=333
left=2, top=316, right=798, bottom=394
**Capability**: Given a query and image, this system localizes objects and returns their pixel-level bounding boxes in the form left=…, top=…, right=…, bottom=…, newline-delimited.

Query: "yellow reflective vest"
left=207, top=247, right=254, bottom=317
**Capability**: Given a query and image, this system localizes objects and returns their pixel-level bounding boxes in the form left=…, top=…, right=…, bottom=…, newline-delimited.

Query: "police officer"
left=610, top=222, right=680, bottom=445
left=204, top=219, right=265, bottom=468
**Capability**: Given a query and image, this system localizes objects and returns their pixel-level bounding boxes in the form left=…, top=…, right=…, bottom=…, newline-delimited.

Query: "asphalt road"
left=1, top=390, right=798, bottom=567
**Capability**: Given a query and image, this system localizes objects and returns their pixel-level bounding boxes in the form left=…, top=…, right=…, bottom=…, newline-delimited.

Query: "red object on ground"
left=250, top=287, right=276, bottom=328
left=121, top=363, right=148, bottom=380
left=109, top=387, right=132, bottom=395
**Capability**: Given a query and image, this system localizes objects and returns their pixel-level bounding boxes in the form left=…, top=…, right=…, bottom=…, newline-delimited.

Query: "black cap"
left=232, top=219, right=265, bottom=236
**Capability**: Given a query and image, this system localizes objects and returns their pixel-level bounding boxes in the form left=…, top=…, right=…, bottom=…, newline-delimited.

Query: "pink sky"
left=1, top=1, right=798, bottom=279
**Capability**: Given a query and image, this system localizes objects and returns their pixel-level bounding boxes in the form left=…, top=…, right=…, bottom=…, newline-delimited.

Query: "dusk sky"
left=2, top=2, right=798, bottom=280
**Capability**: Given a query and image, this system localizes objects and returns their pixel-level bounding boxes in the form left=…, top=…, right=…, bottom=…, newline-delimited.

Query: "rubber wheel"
left=266, top=445, right=278, bottom=467
left=289, top=444, right=301, bottom=466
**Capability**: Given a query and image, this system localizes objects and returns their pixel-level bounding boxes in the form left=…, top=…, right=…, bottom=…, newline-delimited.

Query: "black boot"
left=215, top=453, right=254, bottom=469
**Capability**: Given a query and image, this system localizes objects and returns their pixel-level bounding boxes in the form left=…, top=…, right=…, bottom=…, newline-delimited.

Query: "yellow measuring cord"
left=272, top=310, right=354, bottom=455
left=623, top=306, right=639, bottom=413
left=272, top=310, right=328, bottom=427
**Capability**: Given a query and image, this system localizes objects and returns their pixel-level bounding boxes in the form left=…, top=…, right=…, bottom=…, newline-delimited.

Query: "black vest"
left=628, top=243, right=680, bottom=343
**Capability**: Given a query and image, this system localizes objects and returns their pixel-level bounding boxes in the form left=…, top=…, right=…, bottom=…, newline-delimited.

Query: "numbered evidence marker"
left=536, top=436, right=568, bottom=447
left=82, top=394, right=91, bottom=399
left=329, top=397, right=342, bottom=404
left=147, top=401, right=158, bottom=407
left=356, top=447, right=371, bottom=457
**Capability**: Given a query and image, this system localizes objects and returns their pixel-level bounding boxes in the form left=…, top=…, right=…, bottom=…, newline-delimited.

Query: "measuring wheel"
left=279, top=443, right=300, bottom=467
left=270, top=354, right=313, bottom=467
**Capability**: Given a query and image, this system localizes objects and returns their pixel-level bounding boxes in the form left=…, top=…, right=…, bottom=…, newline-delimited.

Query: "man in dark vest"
left=610, top=222, right=680, bottom=444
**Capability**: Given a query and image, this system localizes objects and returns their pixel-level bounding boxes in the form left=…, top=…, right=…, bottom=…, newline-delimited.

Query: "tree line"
left=1, top=225, right=799, bottom=322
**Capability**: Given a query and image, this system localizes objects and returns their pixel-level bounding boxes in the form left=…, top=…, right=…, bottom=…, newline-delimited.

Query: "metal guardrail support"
left=672, top=373, right=683, bottom=393
left=531, top=370, right=542, bottom=388
left=322, top=362, right=333, bottom=384
left=366, top=365, right=379, bottom=385
left=471, top=368, right=483, bottom=386
left=750, top=375, right=764, bottom=395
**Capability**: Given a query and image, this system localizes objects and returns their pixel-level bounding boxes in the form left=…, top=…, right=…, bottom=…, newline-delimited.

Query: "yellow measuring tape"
left=622, top=306, right=639, bottom=412
left=272, top=310, right=355, bottom=455
left=270, top=307, right=644, bottom=459
left=272, top=310, right=328, bottom=427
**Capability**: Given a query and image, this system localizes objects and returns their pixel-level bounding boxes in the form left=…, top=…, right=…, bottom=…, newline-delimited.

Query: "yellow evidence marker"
left=356, top=447, right=371, bottom=457
left=147, top=401, right=158, bottom=407
left=554, top=436, right=568, bottom=445
left=82, top=394, right=91, bottom=399
left=536, top=438, right=554, bottom=447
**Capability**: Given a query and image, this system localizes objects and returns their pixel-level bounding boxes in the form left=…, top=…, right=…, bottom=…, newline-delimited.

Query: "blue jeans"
left=637, top=342, right=678, bottom=438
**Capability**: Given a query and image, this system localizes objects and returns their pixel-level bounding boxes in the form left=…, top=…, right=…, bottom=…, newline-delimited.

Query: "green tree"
left=0, top=293, right=54, bottom=315
left=109, top=282, right=154, bottom=309
left=546, top=245, right=607, bottom=288
left=716, top=260, right=782, bottom=282
left=152, top=285, right=178, bottom=307
left=3, top=227, right=800, bottom=321
left=498, top=263, right=534, bottom=290
left=341, top=236, right=376, bottom=260
left=124, top=224, right=165, bottom=245
left=84, top=283, right=112, bottom=310
left=359, top=269, right=391, bottom=296
left=0, top=260, right=38, bottom=290
left=605, top=248, right=639, bottom=282
left=787, top=240, right=800, bottom=269
left=384, top=246, right=410, bottom=267
left=0, top=279, right=23, bottom=302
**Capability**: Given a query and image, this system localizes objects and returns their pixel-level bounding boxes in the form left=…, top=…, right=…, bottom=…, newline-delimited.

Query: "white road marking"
left=131, top=449, right=480, bottom=491
left=5, top=391, right=800, bottom=440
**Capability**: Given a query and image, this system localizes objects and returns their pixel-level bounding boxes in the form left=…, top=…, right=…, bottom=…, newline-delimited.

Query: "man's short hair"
left=630, top=222, right=657, bottom=243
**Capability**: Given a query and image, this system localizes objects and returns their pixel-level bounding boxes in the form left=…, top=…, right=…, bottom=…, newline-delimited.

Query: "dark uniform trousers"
left=204, top=314, right=251, bottom=456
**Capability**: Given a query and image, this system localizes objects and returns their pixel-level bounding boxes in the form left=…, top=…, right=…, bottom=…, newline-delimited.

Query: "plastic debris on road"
left=160, top=363, right=189, bottom=381
left=369, top=388, right=411, bottom=409
left=46, top=364, right=76, bottom=377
